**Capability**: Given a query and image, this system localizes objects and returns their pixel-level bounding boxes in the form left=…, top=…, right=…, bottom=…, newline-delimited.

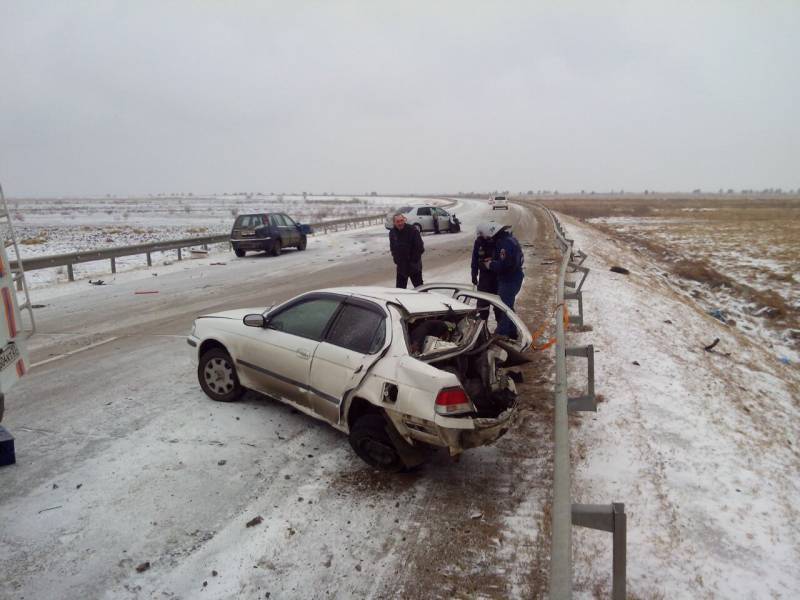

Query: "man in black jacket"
left=389, top=213, right=425, bottom=288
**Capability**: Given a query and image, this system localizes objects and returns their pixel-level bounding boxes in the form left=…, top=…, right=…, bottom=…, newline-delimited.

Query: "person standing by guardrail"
left=480, top=222, right=524, bottom=338
left=471, top=225, right=500, bottom=321
left=389, top=213, right=425, bottom=288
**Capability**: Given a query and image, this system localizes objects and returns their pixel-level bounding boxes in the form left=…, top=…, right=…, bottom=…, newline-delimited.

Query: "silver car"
left=384, top=205, right=461, bottom=233
left=188, top=284, right=531, bottom=471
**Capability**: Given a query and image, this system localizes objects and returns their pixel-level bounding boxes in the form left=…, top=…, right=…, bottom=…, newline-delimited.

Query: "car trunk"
left=406, top=311, right=524, bottom=419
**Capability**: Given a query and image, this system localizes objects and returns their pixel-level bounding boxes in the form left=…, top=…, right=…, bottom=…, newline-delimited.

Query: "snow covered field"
left=558, top=214, right=800, bottom=598
left=2, top=194, right=449, bottom=289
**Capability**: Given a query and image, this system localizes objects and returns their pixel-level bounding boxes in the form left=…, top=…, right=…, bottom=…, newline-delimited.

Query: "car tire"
left=234, top=247, right=246, bottom=258
left=451, top=222, right=461, bottom=233
left=297, top=235, right=307, bottom=251
left=198, top=348, right=243, bottom=402
left=413, top=223, right=423, bottom=234
left=349, top=414, right=404, bottom=472
left=270, top=239, right=282, bottom=257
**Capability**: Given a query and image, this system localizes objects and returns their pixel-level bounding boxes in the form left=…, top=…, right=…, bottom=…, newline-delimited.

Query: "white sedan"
left=187, top=284, right=532, bottom=470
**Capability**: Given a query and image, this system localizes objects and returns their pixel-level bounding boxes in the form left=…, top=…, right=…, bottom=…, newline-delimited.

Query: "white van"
left=490, top=195, right=509, bottom=210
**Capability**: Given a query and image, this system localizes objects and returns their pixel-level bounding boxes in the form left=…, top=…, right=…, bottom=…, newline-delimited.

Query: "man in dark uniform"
left=480, top=222, right=525, bottom=338
left=389, top=213, right=425, bottom=288
left=470, top=226, right=499, bottom=321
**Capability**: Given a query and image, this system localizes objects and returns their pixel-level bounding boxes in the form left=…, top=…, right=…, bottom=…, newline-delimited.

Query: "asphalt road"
left=0, top=200, right=555, bottom=599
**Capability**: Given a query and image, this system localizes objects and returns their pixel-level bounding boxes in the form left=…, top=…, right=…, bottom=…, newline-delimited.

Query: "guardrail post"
left=177, top=248, right=182, bottom=261
left=110, top=257, right=116, bottom=274
left=566, top=345, right=596, bottom=411
left=67, top=263, right=74, bottom=281
left=571, top=503, right=626, bottom=600
left=145, top=252, right=152, bottom=267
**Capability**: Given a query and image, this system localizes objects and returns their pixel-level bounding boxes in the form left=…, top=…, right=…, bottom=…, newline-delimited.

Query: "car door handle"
left=296, top=349, right=311, bottom=359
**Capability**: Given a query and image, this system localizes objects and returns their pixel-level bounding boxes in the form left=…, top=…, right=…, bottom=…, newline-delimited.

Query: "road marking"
left=30, top=336, right=121, bottom=369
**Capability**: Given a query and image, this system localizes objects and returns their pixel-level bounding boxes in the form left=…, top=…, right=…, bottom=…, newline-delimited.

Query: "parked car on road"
left=230, top=213, right=313, bottom=257
left=188, top=284, right=531, bottom=470
left=384, top=206, right=461, bottom=233
left=490, top=195, right=509, bottom=210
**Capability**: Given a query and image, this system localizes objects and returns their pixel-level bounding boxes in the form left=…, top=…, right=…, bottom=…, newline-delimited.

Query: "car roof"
left=321, top=286, right=473, bottom=314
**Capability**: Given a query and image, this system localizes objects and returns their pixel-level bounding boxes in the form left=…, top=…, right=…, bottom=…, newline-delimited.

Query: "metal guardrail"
left=8, top=213, right=388, bottom=282
left=543, top=206, right=626, bottom=599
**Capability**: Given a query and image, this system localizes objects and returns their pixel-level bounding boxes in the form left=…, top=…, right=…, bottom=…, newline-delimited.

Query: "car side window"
left=267, top=298, right=342, bottom=340
left=269, top=214, right=282, bottom=227
left=282, top=214, right=296, bottom=226
left=326, top=304, right=386, bottom=354
left=417, top=207, right=431, bottom=216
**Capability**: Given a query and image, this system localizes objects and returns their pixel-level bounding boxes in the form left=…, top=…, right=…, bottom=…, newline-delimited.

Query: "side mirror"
left=243, top=314, right=266, bottom=328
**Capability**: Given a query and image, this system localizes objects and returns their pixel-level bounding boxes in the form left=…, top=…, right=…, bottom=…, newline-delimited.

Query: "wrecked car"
left=187, top=284, right=532, bottom=470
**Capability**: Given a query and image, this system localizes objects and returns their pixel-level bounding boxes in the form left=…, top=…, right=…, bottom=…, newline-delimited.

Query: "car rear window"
left=397, top=206, right=413, bottom=214
left=417, top=207, right=431, bottom=216
left=326, top=304, right=386, bottom=354
left=495, top=196, right=506, bottom=201
left=236, top=215, right=263, bottom=228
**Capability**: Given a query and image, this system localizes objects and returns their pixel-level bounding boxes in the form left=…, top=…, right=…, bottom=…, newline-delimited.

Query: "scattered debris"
left=663, top=319, right=673, bottom=325
left=135, top=562, right=151, bottom=573
left=211, top=570, right=218, bottom=577
left=76, top=483, right=82, bottom=489
left=31, top=304, right=47, bottom=309
left=52, top=483, right=58, bottom=489
left=189, top=249, right=209, bottom=257
left=163, top=260, right=173, bottom=266
left=245, top=516, right=263, bottom=528
left=217, top=459, right=227, bottom=466
left=779, top=356, right=791, bottom=365
left=88, top=279, right=106, bottom=286
left=632, top=361, right=640, bottom=366
left=134, top=291, right=159, bottom=295
left=210, top=262, right=227, bottom=266
left=707, top=309, right=728, bottom=323
left=37, top=505, right=62, bottom=514
left=704, top=338, right=721, bottom=352
left=152, top=273, right=158, bottom=277
left=610, top=266, right=630, bottom=275
left=469, top=511, right=483, bottom=520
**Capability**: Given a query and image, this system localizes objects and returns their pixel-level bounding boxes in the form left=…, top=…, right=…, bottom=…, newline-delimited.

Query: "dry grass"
left=539, top=194, right=800, bottom=338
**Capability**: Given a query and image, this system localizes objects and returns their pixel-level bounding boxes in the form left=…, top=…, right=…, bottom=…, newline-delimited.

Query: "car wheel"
left=349, top=414, right=404, bottom=472
left=297, top=235, right=307, bottom=251
left=413, top=223, right=423, bottom=234
left=270, top=239, right=282, bottom=257
left=198, top=348, right=243, bottom=402
left=234, top=247, right=246, bottom=258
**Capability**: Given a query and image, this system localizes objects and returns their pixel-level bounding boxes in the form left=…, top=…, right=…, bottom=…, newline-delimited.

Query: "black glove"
left=471, top=274, right=478, bottom=285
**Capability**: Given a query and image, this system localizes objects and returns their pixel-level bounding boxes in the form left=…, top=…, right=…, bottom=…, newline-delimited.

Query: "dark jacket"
left=389, top=225, right=424, bottom=274
left=471, top=236, right=497, bottom=284
left=488, top=229, right=524, bottom=280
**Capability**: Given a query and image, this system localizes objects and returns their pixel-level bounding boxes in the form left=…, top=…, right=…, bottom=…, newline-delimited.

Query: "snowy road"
left=1, top=200, right=558, bottom=599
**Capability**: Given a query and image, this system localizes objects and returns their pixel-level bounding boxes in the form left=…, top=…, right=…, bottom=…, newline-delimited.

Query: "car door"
left=281, top=214, right=301, bottom=245
left=237, top=295, right=343, bottom=409
left=308, top=300, right=388, bottom=424
left=416, top=207, right=433, bottom=231
left=435, top=208, right=451, bottom=231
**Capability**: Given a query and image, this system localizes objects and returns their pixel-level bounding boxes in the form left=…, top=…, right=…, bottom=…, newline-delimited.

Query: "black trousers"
left=396, top=269, right=423, bottom=289
left=477, top=273, right=501, bottom=321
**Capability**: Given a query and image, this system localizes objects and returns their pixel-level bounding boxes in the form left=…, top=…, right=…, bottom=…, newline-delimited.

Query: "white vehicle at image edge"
left=187, top=284, right=532, bottom=471
left=490, top=195, right=509, bottom=210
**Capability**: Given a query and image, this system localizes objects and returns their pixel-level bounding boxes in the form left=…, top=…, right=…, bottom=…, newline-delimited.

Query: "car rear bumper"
left=434, top=408, right=515, bottom=452
left=231, top=238, right=272, bottom=249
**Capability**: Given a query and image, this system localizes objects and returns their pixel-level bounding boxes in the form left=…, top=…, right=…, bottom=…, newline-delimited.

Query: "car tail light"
left=435, top=387, right=473, bottom=416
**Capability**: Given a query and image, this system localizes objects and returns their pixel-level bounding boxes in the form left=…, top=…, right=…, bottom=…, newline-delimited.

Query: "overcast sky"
left=1, top=1, right=798, bottom=196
